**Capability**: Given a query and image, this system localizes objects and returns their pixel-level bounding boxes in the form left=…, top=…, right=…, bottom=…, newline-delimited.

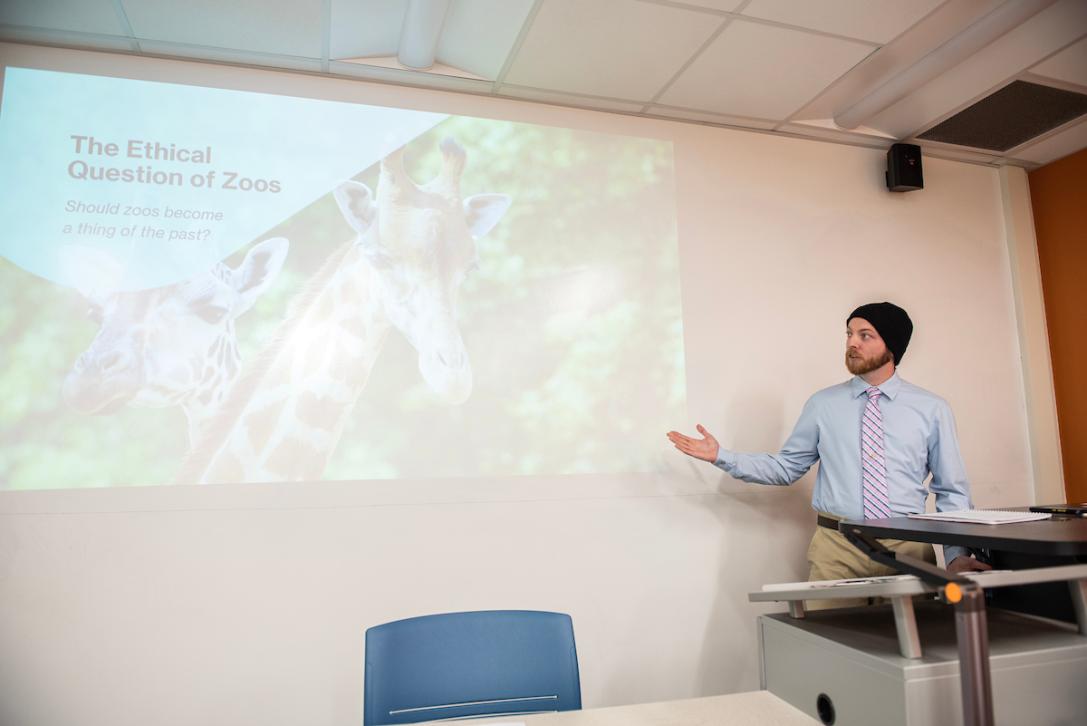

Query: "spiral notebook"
left=907, top=509, right=1051, bottom=525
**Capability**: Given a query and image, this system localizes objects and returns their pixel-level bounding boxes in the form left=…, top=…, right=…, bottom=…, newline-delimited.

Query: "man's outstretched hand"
left=947, top=555, right=993, bottom=574
left=666, top=424, right=720, bottom=463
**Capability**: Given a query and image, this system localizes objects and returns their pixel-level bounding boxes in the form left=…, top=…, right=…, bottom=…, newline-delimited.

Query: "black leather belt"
left=817, top=515, right=841, bottom=531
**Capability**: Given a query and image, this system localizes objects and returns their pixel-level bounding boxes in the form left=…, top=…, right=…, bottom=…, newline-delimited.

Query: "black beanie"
left=847, top=302, right=913, bottom=366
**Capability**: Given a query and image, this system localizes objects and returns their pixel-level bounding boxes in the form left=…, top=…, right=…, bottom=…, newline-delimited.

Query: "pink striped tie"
left=861, top=386, right=892, bottom=519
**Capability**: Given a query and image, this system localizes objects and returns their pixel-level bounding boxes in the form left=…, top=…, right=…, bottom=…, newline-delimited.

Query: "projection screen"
left=0, top=63, right=686, bottom=489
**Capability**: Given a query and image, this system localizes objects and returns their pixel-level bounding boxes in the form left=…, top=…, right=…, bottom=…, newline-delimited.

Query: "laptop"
left=1029, top=503, right=1087, bottom=516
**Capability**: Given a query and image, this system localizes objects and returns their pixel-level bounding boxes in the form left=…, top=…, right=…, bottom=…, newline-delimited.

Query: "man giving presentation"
left=668, top=302, right=990, bottom=608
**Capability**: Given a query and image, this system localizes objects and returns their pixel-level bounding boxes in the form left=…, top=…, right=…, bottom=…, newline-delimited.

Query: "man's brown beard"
left=846, top=348, right=893, bottom=375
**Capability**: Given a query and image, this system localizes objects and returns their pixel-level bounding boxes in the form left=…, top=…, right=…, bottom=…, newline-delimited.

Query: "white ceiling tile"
left=329, top=0, right=405, bottom=59
left=436, top=0, right=535, bottom=80
left=742, top=0, right=943, bottom=43
left=0, top=27, right=135, bottom=52
left=500, top=85, right=648, bottom=113
left=2, top=0, right=1084, bottom=164
left=1030, top=37, right=1087, bottom=88
left=660, top=19, right=873, bottom=119
left=121, top=0, right=325, bottom=58
left=0, top=0, right=124, bottom=36
left=787, top=0, right=1000, bottom=124
left=502, top=0, right=721, bottom=101
left=1010, top=117, right=1087, bottom=165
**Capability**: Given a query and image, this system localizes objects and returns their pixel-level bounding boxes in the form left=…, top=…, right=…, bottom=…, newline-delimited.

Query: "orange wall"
left=1029, top=147, right=1087, bottom=503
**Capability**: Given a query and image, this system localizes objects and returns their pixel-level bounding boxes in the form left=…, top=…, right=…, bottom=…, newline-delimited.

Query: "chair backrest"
left=364, top=610, right=581, bottom=725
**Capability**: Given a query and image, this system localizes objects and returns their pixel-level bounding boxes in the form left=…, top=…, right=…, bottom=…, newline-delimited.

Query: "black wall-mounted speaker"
left=886, top=143, right=923, bottom=192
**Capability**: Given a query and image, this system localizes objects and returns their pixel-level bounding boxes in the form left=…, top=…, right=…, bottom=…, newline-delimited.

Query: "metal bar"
left=891, top=596, right=922, bottom=658
left=842, top=525, right=971, bottom=587
left=750, top=563, right=1087, bottom=604
left=843, top=524, right=992, bottom=726
left=787, top=600, right=806, bottom=619
left=1069, top=578, right=1087, bottom=636
left=955, top=585, right=994, bottom=726
left=398, top=0, right=452, bottom=69
left=950, top=563, right=1087, bottom=588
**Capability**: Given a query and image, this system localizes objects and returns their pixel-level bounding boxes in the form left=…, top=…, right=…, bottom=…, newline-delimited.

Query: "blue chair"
left=364, top=610, right=581, bottom=725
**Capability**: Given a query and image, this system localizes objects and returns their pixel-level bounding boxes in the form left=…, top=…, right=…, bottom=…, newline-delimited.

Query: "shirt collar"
left=851, top=371, right=901, bottom=400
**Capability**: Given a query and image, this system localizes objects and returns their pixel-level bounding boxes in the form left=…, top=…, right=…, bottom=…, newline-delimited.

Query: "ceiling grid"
left=0, top=0, right=1085, bottom=167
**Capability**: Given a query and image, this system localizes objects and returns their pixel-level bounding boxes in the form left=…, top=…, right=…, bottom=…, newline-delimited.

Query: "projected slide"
left=0, top=67, right=685, bottom=489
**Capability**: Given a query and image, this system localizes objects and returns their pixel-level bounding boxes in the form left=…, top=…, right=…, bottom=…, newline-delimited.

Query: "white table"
left=451, top=691, right=819, bottom=725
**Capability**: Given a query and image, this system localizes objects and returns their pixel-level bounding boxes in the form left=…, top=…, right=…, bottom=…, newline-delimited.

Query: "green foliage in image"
left=0, top=258, right=183, bottom=488
left=325, top=117, right=685, bottom=478
left=0, top=115, right=685, bottom=489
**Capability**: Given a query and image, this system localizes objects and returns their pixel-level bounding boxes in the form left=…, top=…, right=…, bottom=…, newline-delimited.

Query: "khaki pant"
left=806, top=520, right=936, bottom=610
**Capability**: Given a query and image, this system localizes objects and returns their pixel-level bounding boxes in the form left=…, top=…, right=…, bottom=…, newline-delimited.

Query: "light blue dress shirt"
left=714, top=372, right=971, bottom=563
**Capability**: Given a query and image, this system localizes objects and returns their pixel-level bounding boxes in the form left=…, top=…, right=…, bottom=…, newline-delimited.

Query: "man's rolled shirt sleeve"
left=929, top=401, right=973, bottom=564
left=713, top=398, right=820, bottom=486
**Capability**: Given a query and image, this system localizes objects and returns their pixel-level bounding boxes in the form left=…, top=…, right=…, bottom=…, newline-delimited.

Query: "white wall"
left=0, top=44, right=1040, bottom=726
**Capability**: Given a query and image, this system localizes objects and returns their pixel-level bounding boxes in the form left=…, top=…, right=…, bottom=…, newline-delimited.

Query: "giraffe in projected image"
left=176, top=138, right=511, bottom=484
left=62, top=237, right=290, bottom=450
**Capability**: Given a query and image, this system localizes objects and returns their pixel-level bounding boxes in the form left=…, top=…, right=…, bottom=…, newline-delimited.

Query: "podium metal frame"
left=750, top=529, right=1087, bottom=726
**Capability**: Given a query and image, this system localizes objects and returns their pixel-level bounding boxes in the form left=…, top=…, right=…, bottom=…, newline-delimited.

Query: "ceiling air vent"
left=918, top=80, right=1087, bottom=152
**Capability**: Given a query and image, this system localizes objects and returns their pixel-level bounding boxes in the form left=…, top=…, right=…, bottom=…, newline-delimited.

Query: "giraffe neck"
left=178, top=329, right=242, bottom=449
left=176, top=243, right=390, bottom=484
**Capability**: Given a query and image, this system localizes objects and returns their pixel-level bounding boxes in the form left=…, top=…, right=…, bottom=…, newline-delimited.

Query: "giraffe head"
left=333, top=138, right=510, bottom=404
left=62, top=237, right=289, bottom=432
